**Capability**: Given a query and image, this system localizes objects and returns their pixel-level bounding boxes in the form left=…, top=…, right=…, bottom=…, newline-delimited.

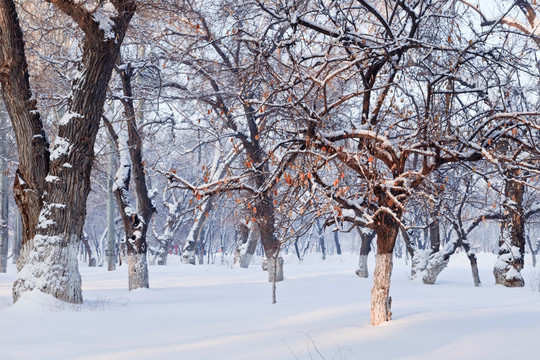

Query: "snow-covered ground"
left=0, top=252, right=539, bottom=360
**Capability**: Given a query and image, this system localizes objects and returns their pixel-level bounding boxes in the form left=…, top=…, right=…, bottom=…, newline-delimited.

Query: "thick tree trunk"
left=128, top=253, right=149, bottom=291
left=0, top=0, right=49, bottom=273
left=356, top=228, right=375, bottom=278
left=494, top=179, right=525, bottom=287
left=106, top=137, right=116, bottom=271
left=370, top=211, right=400, bottom=326
left=2, top=0, right=136, bottom=303
left=371, top=253, right=393, bottom=325
left=0, top=116, right=8, bottom=272
left=258, top=194, right=283, bottom=282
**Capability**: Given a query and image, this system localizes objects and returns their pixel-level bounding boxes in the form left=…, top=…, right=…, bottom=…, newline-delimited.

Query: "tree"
left=0, top=0, right=136, bottom=302
left=256, top=0, right=540, bottom=325
left=0, top=107, right=8, bottom=272
left=461, top=0, right=540, bottom=288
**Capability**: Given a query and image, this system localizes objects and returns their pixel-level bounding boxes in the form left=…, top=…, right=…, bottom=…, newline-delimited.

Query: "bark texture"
left=370, top=253, right=393, bottom=326
left=494, top=179, right=525, bottom=287
left=370, top=183, right=402, bottom=326
left=113, top=62, right=155, bottom=290
left=1, top=0, right=136, bottom=303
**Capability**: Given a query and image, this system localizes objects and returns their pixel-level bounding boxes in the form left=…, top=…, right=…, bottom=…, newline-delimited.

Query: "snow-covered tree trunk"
left=152, top=191, right=185, bottom=266
left=106, top=136, right=116, bottom=271
left=356, top=228, right=375, bottom=278
left=156, top=241, right=169, bottom=266
left=182, top=200, right=211, bottom=265
left=106, top=60, right=156, bottom=290
left=80, top=233, right=96, bottom=267
left=494, top=179, right=525, bottom=287
left=2, top=0, right=136, bottom=303
left=267, top=255, right=284, bottom=282
left=233, top=222, right=259, bottom=268
left=0, top=114, right=8, bottom=273
left=410, top=219, right=450, bottom=284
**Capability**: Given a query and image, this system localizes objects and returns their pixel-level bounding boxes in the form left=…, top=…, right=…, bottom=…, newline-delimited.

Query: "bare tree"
left=0, top=0, right=136, bottom=302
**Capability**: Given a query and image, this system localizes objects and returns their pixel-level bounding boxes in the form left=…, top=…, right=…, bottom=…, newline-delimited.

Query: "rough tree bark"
left=106, top=136, right=116, bottom=271
left=371, top=212, right=399, bottom=326
left=0, top=113, right=8, bottom=272
left=367, top=183, right=401, bottom=325
left=0, top=0, right=136, bottom=303
left=494, top=177, right=525, bottom=287
left=106, top=61, right=155, bottom=290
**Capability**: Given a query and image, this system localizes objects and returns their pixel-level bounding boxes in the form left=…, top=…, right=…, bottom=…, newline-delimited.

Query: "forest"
left=0, top=1, right=540, bottom=355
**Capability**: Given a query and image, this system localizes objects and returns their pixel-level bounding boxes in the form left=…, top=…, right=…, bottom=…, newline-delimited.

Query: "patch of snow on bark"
left=93, top=2, right=117, bottom=40
left=51, top=137, right=71, bottom=161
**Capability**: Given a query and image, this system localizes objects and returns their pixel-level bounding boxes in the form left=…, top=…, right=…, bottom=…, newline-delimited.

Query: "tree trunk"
left=315, top=219, right=326, bottom=260
left=106, top=60, right=155, bottom=290
left=182, top=200, right=210, bottom=265
left=467, top=251, right=481, bottom=287
left=494, top=178, right=525, bottom=287
left=233, top=222, right=259, bottom=268
left=106, top=136, right=116, bottom=271
left=370, top=211, right=400, bottom=326
left=156, top=242, right=169, bottom=266
left=526, top=229, right=536, bottom=268
left=356, top=228, right=375, bottom=278
left=0, top=114, right=8, bottom=272
left=2, top=0, right=136, bottom=303
left=80, top=234, right=96, bottom=267
left=371, top=253, right=393, bottom=326
left=333, top=231, right=342, bottom=255
left=267, top=254, right=284, bottom=282
left=256, top=193, right=283, bottom=282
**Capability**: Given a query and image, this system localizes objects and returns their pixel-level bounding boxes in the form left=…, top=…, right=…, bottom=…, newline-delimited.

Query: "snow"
left=0, top=253, right=539, bottom=359
left=45, top=175, right=61, bottom=183
left=92, top=2, right=116, bottom=40
left=58, top=112, right=81, bottom=126
left=50, top=137, right=72, bottom=161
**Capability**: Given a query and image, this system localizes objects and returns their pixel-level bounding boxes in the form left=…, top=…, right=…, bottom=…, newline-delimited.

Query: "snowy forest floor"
left=0, top=252, right=539, bottom=360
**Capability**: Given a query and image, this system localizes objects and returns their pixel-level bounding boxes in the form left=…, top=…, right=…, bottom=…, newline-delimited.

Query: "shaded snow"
left=0, top=253, right=538, bottom=360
